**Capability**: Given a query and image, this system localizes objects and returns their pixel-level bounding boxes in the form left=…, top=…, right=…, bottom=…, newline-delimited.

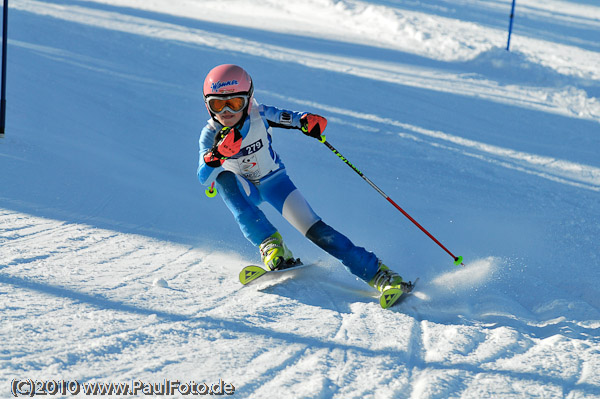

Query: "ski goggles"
left=205, top=94, right=249, bottom=114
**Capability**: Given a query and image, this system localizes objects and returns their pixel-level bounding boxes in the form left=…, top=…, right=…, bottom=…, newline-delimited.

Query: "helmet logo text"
left=211, top=80, right=239, bottom=93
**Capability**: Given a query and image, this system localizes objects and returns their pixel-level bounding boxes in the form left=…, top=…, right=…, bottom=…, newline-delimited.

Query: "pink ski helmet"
left=203, top=64, right=254, bottom=117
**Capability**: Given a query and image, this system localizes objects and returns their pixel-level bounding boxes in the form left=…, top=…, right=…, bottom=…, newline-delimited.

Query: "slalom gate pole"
left=1, top=0, right=8, bottom=135
left=319, top=135, right=464, bottom=267
left=506, top=0, right=516, bottom=51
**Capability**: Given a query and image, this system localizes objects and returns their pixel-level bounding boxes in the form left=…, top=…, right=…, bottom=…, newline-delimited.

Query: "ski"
left=239, top=258, right=306, bottom=285
left=240, top=260, right=418, bottom=309
left=379, top=278, right=419, bottom=309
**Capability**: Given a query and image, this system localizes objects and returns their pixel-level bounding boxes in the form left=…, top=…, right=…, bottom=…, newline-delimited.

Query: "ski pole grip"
left=319, top=134, right=326, bottom=143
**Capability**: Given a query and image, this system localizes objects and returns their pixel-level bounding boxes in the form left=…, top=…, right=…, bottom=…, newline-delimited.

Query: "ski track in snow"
left=2, top=0, right=600, bottom=398
left=2, top=210, right=600, bottom=398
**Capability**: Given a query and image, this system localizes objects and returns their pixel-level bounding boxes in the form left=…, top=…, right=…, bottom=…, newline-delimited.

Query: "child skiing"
left=197, top=64, right=412, bottom=306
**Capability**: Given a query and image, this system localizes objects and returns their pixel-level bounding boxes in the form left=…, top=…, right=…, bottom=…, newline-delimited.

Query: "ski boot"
left=259, top=232, right=296, bottom=271
left=368, top=262, right=415, bottom=308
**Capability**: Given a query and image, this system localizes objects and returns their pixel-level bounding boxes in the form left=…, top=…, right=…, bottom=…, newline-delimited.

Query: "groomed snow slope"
left=1, top=0, right=600, bottom=398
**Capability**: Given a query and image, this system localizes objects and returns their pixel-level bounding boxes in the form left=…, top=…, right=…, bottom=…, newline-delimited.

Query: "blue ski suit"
left=197, top=99, right=378, bottom=281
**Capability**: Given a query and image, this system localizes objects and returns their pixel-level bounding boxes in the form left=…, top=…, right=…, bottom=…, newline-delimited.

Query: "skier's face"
left=215, top=110, right=243, bottom=127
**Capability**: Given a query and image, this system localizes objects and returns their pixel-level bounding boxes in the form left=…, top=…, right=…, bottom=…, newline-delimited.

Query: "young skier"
left=197, top=64, right=411, bottom=300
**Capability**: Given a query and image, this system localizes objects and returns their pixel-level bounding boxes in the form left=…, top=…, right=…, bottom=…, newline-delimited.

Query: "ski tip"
left=239, top=260, right=306, bottom=285
left=239, top=265, right=267, bottom=285
left=379, top=278, right=419, bottom=309
left=379, top=288, right=403, bottom=309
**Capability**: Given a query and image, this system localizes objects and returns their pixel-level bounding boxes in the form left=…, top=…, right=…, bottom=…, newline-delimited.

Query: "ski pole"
left=318, top=135, right=464, bottom=267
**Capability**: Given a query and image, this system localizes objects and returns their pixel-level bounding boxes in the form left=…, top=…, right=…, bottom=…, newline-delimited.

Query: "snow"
left=1, top=0, right=599, bottom=397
